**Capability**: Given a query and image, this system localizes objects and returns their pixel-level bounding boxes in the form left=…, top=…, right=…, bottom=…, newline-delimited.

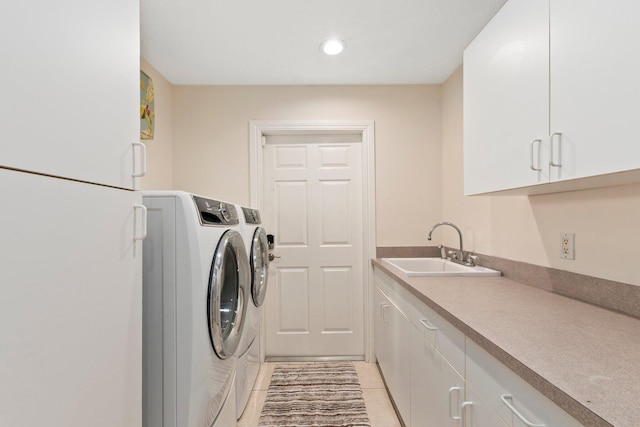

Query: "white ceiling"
left=140, top=0, right=507, bottom=86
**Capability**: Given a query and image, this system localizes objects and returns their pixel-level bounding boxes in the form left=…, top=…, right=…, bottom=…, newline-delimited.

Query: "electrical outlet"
left=560, top=233, right=575, bottom=260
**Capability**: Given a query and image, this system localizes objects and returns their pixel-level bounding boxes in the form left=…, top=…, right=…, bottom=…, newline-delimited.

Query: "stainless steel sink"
left=381, top=258, right=501, bottom=277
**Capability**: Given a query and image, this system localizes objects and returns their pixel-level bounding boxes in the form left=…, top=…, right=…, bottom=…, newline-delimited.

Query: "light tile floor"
left=237, top=361, right=402, bottom=427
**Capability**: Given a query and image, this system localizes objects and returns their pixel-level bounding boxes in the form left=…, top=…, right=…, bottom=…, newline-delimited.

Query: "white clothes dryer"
left=142, top=191, right=250, bottom=427
left=235, top=206, right=269, bottom=419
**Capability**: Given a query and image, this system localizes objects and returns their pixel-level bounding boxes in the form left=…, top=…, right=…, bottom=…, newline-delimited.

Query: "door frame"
left=249, top=119, right=376, bottom=362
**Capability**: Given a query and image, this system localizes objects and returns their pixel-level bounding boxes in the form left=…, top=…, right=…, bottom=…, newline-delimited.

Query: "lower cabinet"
left=374, top=285, right=412, bottom=426
left=465, top=339, right=584, bottom=427
left=373, top=267, right=585, bottom=427
left=410, top=326, right=464, bottom=427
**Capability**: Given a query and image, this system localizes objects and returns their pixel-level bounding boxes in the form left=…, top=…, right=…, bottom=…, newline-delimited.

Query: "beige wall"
left=142, top=63, right=639, bottom=286
left=140, top=58, right=174, bottom=190
left=172, top=85, right=443, bottom=246
left=441, top=66, right=640, bottom=286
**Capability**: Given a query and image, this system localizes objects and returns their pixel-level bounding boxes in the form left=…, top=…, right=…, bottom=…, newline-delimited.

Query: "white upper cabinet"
left=0, top=0, right=141, bottom=189
left=464, top=0, right=640, bottom=195
left=549, top=0, right=640, bottom=181
left=464, top=0, right=550, bottom=195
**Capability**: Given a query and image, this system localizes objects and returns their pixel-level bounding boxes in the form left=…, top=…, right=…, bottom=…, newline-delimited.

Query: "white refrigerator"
left=0, top=1, right=144, bottom=426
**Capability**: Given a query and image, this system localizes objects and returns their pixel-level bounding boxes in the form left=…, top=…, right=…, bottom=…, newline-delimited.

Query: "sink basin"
left=381, top=258, right=501, bottom=277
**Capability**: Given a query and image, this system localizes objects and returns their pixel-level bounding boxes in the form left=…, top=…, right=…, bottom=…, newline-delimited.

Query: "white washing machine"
left=235, top=206, right=270, bottom=419
left=142, top=191, right=250, bottom=427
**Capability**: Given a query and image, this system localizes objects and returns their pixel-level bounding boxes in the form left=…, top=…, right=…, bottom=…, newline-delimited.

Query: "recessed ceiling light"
left=320, top=39, right=346, bottom=56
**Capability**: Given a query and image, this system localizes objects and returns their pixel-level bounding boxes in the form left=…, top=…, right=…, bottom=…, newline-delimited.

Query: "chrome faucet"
left=427, top=221, right=476, bottom=266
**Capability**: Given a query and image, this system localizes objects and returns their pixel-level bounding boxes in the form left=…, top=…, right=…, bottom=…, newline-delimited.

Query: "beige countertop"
left=372, top=259, right=640, bottom=427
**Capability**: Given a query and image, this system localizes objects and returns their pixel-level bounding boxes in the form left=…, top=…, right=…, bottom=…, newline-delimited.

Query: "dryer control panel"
left=242, top=207, right=261, bottom=224
left=192, top=195, right=239, bottom=226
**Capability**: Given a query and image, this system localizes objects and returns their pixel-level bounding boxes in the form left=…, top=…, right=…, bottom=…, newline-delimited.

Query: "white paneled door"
left=263, top=137, right=364, bottom=357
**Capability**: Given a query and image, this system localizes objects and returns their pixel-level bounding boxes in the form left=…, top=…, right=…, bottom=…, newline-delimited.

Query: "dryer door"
left=207, top=230, right=249, bottom=359
left=250, top=227, right=269, bottom=307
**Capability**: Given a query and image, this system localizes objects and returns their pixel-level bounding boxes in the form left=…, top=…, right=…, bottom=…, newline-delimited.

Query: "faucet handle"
left=448, top=250, right=458, bottom=260
left=467, top=255, right=479, bottom=266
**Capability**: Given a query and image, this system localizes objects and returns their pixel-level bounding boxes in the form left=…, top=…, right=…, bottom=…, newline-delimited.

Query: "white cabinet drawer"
left=466, top=339, right=583, bottom=427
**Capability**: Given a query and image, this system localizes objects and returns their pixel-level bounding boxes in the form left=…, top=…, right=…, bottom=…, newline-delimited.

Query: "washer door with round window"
left=207, top=229, right=250, bottom=359
left=249, top=227, right=269, bottom=307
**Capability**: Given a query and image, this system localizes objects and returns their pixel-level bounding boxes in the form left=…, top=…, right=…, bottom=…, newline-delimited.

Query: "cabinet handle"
left=501, top=394, right=545, bottom=427
left=549, top=132, right=562, bottom=167
left=133, top=204, right=147, bottom=241
left=460, top=401, right=473, bottom=427
left=132, top=141, right=147, bottom=178
left=529, top=139, right=542, bottom=171
left=448, top=387, right=461, bottom=420
left=380, top=303, right=389, bottom=322
left=420, top=318, right=438, bottom=331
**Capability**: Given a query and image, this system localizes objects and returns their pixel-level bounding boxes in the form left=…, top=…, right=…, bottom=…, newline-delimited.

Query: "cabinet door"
left=388, top=298, right=412, bottom=426
left=374, top=286, right=391, bottom=384
left=410, top=327, right=464, bottom=427
left=0, top=169, right=142, bottom=427
left=374, top=286, right=412, bottom=426
left=464, top=0, right=550, bottom=194
left=0, top=0, right=140, bottom=189
left=550, top=0, right=640, bottom=181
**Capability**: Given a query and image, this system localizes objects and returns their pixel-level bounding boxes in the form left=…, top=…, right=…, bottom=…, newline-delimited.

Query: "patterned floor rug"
left=258, top=361, right=371, bottom=427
